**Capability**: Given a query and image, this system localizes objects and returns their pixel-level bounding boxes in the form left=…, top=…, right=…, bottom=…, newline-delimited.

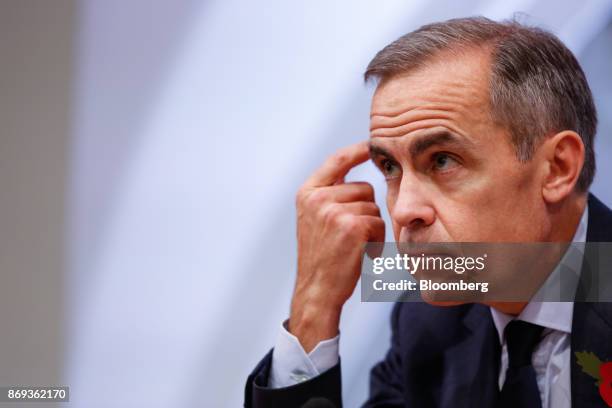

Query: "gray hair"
left=365, top=16, right=597, bottom=191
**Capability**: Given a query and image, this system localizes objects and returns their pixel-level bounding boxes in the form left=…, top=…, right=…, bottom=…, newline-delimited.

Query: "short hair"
left=365, top=16, right=597, bottom=191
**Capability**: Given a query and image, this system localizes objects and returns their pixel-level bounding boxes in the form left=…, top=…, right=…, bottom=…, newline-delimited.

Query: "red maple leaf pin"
left=575, top=351, right=612, bottom=407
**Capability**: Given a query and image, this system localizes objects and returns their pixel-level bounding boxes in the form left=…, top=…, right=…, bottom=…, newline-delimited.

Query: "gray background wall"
left=0, top=0, right=74, bottom=397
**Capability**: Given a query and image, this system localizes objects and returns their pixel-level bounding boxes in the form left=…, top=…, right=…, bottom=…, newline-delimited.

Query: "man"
left=244, top=17, right=612, bottom=407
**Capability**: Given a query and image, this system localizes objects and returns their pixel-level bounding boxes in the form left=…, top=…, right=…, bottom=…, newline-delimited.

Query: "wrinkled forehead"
left=369, top=49, right=492, bottom=135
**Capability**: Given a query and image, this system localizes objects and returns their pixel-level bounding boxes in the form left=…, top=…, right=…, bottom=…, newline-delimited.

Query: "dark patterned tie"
left=498, top=320, right=545, bottom=408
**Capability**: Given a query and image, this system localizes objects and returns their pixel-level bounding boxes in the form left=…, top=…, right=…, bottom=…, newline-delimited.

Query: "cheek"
left=483, top=165, right=545, bottom=239
left=436, top=205, right=481, bottom=240
left=433, top=180, right=528, bottom=241
left=443, top=157, right=544, bottom=240
left=448, top=191, right=544, bottom=241
left=385, top=182, right=398, bottom=213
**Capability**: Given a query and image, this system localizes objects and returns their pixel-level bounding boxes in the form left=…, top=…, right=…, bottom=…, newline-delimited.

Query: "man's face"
left=369, top=50, right=548, bottom=243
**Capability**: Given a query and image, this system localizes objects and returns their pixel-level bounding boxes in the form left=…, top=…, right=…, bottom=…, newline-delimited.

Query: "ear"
left=540, top=131, right=585, bottom=204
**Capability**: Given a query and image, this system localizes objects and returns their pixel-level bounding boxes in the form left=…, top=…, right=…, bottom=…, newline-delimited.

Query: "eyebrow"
left=369, top=130, right=473, bottom=161
left=369, top=144, right=393, bottom=160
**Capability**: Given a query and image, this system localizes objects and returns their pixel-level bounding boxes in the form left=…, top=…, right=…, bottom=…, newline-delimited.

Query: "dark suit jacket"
left=245, top=194, right=612, bottom=407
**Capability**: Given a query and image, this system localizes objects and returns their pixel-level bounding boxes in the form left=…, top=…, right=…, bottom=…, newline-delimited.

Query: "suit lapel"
left=571, top=194, right=612, bottom=407
left=571, top=302, right=612, bottom=407
left=439, top=305, right=500, bottom=407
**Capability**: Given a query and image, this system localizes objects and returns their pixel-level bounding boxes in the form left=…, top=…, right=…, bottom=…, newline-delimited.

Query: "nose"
left=390, top=175, right=436, bottom=231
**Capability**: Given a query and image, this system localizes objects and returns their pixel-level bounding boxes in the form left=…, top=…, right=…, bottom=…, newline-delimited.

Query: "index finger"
left=303, top=141, right=370, bottom=188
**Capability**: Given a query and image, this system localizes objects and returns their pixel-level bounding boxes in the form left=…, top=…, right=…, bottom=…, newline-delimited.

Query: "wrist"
left=289, top=301, right=341, bottom=353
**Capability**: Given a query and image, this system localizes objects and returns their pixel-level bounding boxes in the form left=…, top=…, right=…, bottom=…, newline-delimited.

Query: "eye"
left=379, top=159, right=401, bottom=179
left=431, top=153, right=460, bottom=172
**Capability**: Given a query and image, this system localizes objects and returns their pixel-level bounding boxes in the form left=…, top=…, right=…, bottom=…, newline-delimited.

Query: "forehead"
left=370, top=49, right=492, bottom=137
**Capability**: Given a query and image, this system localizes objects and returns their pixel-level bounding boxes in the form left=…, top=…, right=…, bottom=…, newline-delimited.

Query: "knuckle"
left=351, top=182, right=374, bottom=199
left=338, top=214, right=360, bottom=232
left=361, top=182, right=375, bottom=197
left=368, top=202, right=381, bottom=215
left=307, top=189, right=327, bottom=206
left=323, top=202, right=341, bottom=219
left=371, top=219, right=383, bottom=235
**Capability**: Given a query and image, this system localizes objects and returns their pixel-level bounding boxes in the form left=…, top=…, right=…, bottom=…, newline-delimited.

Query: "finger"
left=322, top=181, right=375, bottom=203
left=330, top=201, right=380, bottom=217
left=360, top=215, right=386, bottom=243
left=304, top=141, right=369, bottom=188
left=360, top=215, right=386, bottom=260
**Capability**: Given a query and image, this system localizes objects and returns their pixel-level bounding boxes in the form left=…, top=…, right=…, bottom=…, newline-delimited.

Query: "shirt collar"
left=489, top=204, right=589, bottom=343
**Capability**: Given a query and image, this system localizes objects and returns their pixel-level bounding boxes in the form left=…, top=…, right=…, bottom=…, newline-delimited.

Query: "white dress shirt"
left=270, top=206, right=589, bottom=408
